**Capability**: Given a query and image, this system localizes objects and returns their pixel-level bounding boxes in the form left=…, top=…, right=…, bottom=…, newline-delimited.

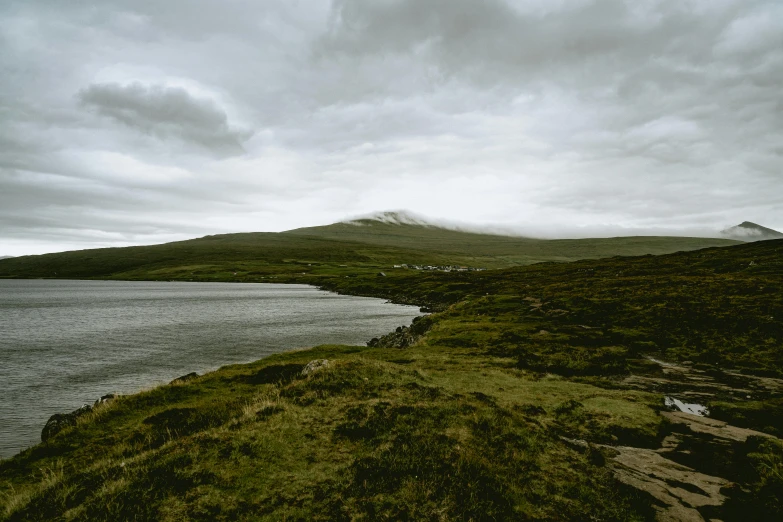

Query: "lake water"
left=0, top=280, right=421, bottom=459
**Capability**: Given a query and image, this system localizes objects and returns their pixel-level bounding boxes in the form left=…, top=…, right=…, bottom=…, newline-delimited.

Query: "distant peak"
left=342, top=210, right=436, bottom=227
left=721, top=221, right=783, bottom=241
left=339, top=210, right=536, bottom=238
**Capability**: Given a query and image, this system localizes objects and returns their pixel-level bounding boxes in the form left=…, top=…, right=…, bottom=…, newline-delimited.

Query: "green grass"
left=319, top=238, right=783, bottom=378
left=0, top=346, right=660, bottom=521
left=287, top=220, right=740, bottom=266
left=0, top=220, right=739, bottom=280
left=0, top=224, right=779, bottom=520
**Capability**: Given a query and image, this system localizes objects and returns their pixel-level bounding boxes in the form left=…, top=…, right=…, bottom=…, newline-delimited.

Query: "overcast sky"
left=1, top=0, right=781, bottom=255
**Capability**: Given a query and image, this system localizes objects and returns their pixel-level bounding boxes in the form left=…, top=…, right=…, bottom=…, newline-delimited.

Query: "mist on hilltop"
left=341, top=210, right=741, bottom=240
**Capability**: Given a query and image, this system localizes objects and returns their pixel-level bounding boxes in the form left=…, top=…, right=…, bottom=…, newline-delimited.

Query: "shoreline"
left=0, top=280, right=423, bottom=460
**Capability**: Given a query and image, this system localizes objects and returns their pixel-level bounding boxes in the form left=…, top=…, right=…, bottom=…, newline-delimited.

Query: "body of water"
left=0, top=280, right=421, bottom=458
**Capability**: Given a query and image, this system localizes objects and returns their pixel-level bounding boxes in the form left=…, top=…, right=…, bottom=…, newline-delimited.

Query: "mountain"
left=0, top=256, right=13, bottom=260
left=0, top=212, right=741, bottom=280
left=285, top=211, right=740, bottom=265
left=722, top=221, right=783, bottom=241
left=343, top=210, right=440, bottom=227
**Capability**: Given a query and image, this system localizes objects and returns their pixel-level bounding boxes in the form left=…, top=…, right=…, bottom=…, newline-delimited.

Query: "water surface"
left=0, top=280, right=420, bottom=458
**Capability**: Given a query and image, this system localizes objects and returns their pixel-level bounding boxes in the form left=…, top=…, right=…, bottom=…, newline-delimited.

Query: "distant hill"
left=0, top=212, right=740, bottom=280
left=343, top=210, right=439, bottom=227
left=285, top=211, right=739, bottom=266
left=0, top=256, right=13, bottom=260
left=722, top=221, right=783, bottom=242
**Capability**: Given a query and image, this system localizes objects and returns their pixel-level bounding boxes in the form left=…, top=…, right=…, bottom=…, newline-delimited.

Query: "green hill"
left=0, top=213, right=739, bottom=281
left=288, top=216, right=739, bottom=265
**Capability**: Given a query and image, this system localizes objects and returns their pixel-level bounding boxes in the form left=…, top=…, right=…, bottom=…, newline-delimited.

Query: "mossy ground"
left=0, top=344, right=661, bottom=521
left=0, top=235, right=780, bottom=520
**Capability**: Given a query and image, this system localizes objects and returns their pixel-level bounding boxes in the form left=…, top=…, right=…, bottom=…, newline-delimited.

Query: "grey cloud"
left=313, top=1, right=780, bottom=106
left=1, top=0, right=782, bottom=255
left=303, top=0, right=782, bottom=177
left=317, top=0, right=707, bottom=86
left=78, top=82, right=250, bottom=156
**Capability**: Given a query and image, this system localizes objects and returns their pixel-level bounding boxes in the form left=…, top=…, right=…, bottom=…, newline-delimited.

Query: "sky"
left=1, top=0, right=781, bottom=255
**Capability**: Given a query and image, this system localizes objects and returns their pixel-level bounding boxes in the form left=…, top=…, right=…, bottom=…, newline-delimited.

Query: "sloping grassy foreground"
left=1, top=345, right=661, bottom=521
left=1, top=239, right=781, bottom=520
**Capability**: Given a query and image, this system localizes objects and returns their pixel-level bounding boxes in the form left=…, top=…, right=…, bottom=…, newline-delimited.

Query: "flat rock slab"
left=662, top=411, right=775, bottom=442
left=622, top=357, right=783, bottom=402
left=610, top=445, right=728, bottom=522
left=612, top=358, right=783, bottom=521
left=604, top=409, right=781, bottom=521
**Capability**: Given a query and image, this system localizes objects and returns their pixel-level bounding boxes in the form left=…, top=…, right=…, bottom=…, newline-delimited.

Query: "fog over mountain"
left=1, top=1, right=781, bottom=255
left=722, top=221, right=783, bottom=242
left=344, top=210, right=749, bottom=240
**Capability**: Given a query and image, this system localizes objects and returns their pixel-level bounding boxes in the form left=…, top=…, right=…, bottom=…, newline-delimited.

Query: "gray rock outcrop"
left=301, top=359, right=330, bottom=376
left=41, top=404, right=93, bottom=442
left=170, top=372, right=199, bottom=384
left=367, top=315, right=433, bottom=349
left=41, top=394, right=120, bottom=442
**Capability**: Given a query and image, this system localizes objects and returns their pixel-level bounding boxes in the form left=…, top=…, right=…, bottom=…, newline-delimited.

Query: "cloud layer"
left=0, top=0, right=781, bottom=254
left=78, top=82, right=249, bottom=155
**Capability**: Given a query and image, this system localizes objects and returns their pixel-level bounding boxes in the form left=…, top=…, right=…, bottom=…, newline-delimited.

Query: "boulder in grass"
left=170, top=372, right=199, bottom=385
left=94, top=393, right=118, bottom=406
left=41, top=404, right=93, bottom=442
left=301, top=359, right=330, bottom=376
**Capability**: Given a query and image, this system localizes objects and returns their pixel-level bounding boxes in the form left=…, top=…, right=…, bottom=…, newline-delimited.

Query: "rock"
left=602, top=408, right=781, bottom=521
left=661, top=411, right=775, bottom=443
left=559, top=436, right=590, bottom=450
left=608, top=445, right=729, bottom=522
left=367, top=316, right=434, bottom=349
left=170, top=372, right=199, bottom=384
left=664, top=396, right=709, bottom=416
left=367, top=326, right=413, bottom=348
left=94, top=393, right=118, bottom=407
left=301, top=359, right=330, bottom=376
left=41, top=404, right=93, bottom=442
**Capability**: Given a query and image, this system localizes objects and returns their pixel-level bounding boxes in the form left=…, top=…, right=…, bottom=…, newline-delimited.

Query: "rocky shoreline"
left=40, top=371, right=203, bottom=442
left=41, top=393, right=119, bottom=442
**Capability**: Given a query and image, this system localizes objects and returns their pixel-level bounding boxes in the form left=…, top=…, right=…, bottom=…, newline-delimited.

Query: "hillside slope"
left=288, top=218, right=738, bottom=265
left=0, top=214, right=739, bottom=280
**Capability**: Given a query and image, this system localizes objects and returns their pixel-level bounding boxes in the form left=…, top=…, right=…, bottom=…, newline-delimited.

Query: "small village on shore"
left=393, top=264, right=486, bottom=272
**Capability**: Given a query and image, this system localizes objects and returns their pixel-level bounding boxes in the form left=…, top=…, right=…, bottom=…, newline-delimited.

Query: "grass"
left=0, top=219, right=738, bottom=281
left=0, top=223, right=780, bottom=520
left=0, top=346, right=661, bottom=521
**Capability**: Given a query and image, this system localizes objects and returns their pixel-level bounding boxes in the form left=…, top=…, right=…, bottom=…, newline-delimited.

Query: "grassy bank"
left=1, top=344, right=663, bottom=521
